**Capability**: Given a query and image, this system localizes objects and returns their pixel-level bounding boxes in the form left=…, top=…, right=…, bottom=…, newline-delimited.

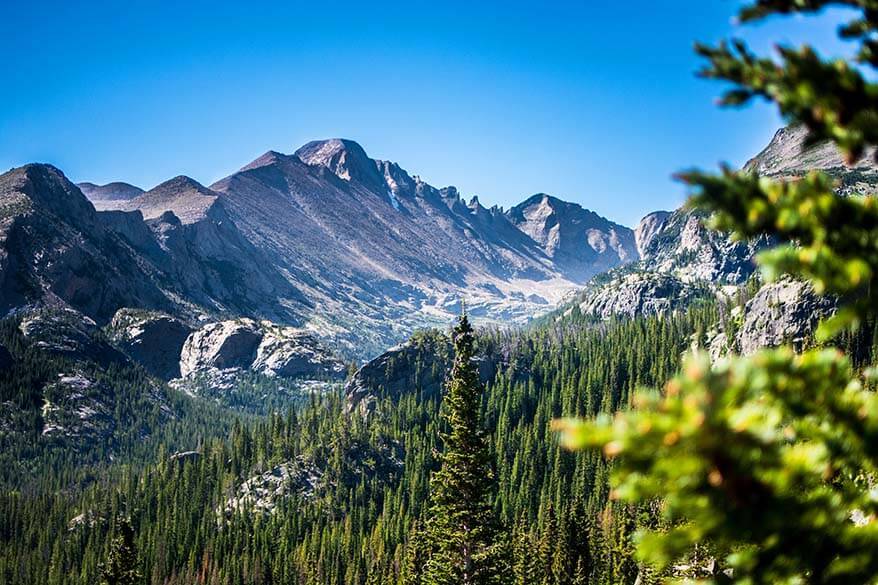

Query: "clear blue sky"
left=0, top=1, right=855, bottom=226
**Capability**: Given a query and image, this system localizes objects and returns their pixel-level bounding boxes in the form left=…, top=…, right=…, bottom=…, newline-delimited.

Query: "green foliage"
left=99, top=517, right=141, bottom=585
left=696, top=1, right=878, bottom=162
left=0, top=303, right=716, bottom=585
left=679, top=167, right=876, bottom=337
left=557, top=1, right=878, bottom=583
left=421, top=314, right=508, bottom=585
left=558, top=348, right=878, bottom=583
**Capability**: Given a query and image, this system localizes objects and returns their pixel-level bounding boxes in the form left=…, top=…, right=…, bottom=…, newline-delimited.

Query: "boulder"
left=178, top=319, right=345, bottom=382
left=252, top=325, right=346, bottom=379
left=579, top=271, right=707, bottom=320
left=179, top=319, right=262, bottom=378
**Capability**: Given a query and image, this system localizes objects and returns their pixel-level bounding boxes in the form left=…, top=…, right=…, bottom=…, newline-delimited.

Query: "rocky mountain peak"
left=634, top=210, right=670, bottom=258
left=240, top=150, right=292, bottom=172
left=77, top=181, right=144, bottom=203
left=2, top=164, right=96, bottom=226
left=121, top=176, right=219, bottom=224
left=152, top=175, right=213, bottom=195
left=440, top=186, right=460, bottom=200
left=512, top=192, right=560, bottom=213
left=744, top=124, right=877, bottom=180
left=507, top=192, right=638, bottom=281
left=294, top=138, right=385, bottom=191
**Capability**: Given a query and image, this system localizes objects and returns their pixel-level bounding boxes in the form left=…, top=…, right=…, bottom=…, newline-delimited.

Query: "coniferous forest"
left=0, top=300, right=721, bottom=585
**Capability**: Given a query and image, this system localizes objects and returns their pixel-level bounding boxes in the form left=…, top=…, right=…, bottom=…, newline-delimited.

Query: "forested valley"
left=1, top=299, right=728, bottom=584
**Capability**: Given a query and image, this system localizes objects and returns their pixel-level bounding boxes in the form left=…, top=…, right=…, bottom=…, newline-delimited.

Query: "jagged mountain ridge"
left=507, top=193, right=638, bottom=280
left=75, top=138, right=637, bottom=357
left=0, top=164, right=308, bottom=329
left=556, top=124, right=878, bottom=322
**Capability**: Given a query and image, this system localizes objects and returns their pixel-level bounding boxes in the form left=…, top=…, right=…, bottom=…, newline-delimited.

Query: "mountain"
left=745, top=124, right=878, bottom=191
left=6, top=128, right=874, bottom=360
left=6, top=125, right=878, bottom=585
left=107, top=176, right=307, bottom=323
left=637, top=207, right=768, bottom=284
left=113, top=175, right=218, bottom=223
left=77, top=181, right=144, bottom=208
left=83, top=138, right=634, bottom=357
left=556, top=124, right=878, bottom=322
left=0, top=164, right=176, bottom=321
left=507, top=193, right=638, bottom=280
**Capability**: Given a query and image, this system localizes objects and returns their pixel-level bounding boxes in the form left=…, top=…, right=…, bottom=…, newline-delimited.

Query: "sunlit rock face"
left=178, top=318, right=345, bottom=381
left=744, top=124, right=878, bottom=193
left=578, top=272, right=708, bottom=320
left=736, top=277, right=836, bottom=355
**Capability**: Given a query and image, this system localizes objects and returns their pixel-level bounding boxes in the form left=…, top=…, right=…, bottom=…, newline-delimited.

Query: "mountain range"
left=1, top=124, right=868, bottom=362
left=3, top=123, right=876, bottom=585
left=2, top=137, right=646, bottom=359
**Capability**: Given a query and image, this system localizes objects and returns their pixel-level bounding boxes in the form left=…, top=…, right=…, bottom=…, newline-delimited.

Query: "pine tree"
left=402, top=520, right=428, bottom=585
left=99, top=517, right=141, bottom=585
left=422, top=313, right=507, bottom=585
left=555, top=3, right=878, bottom=582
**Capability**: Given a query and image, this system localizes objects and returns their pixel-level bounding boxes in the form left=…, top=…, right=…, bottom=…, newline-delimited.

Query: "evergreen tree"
left=99, top=517, right=140, bottom=585
left=422, top=313, right=506, bottom=585
left=556, top=2, right=878, bottom=583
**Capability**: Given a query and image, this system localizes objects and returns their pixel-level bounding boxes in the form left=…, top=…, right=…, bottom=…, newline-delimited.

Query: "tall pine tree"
left=422, top=313, right=507, bottom=585
left=99, top=517, right=141, bottom=585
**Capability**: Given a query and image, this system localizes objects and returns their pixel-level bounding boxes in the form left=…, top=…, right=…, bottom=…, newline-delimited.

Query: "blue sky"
left=0, top=1, right=855, bottom=226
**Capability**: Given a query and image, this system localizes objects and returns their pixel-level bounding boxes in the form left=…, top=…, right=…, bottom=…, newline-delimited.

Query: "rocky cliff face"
left=735, top=278, right=836, bottom=355
left=179, top=319, right=264, bottom=378
left=179, top=318, right=346, bottom=382
left=638, top=208, right=768, bottom=285
left=578, top=271, right=709, bottom=320
left=634, top=211, right=670, bottom=258
left=252, top=324, right=347, bottom=379
left=107, top=309, right=192, bottom=380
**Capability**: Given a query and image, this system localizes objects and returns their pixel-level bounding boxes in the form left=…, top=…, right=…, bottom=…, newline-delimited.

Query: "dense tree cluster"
left=0, top=298, right=718, bottom=584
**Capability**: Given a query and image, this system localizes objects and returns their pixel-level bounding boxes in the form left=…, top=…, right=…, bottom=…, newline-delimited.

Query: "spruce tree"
left=422, top=313, right=506, bottom=585
left=555, top=2, right=878, bottom=582
left=99, top=517, right=141, bottom=585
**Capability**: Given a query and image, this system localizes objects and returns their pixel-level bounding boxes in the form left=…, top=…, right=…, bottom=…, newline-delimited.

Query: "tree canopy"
left=556, top=2, right=878, bottom=583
